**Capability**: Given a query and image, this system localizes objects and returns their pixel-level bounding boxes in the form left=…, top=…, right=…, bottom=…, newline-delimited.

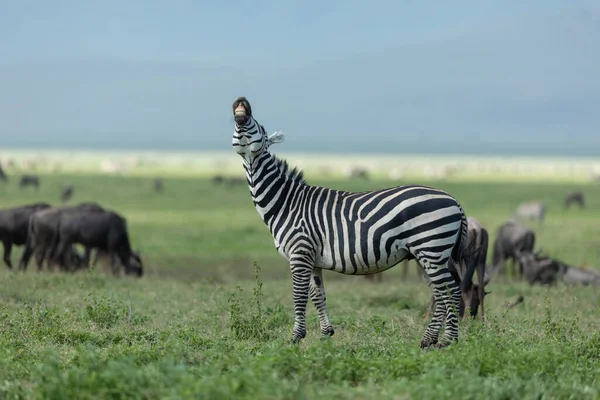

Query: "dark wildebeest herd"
left=0, top=202, right=143, bottom=277
left=0, top=164, right=149, bottom=277
left=366, top=190, right=597, bottom=319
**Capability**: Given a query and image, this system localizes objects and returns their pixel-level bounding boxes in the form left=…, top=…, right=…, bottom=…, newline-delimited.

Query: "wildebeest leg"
left=476, top=266, right=486, bottom=320
left=2, top=240, right=13, bottom=269
left=35, top=248, right=46, bottom=271
left=476, top=230, right=489, bottom=319
left=508, top=257, right=516, bottom=280
left=424, top=294, right=435, bottom=321
left=84, top=247, right=95, bottom=268
left=111, top=251, right=126, bottom=277
left=52, top=240, right=73, bottom=272
left=18, top=243, right=35, bottom=270
left=402, top=259, right=409, bottom=280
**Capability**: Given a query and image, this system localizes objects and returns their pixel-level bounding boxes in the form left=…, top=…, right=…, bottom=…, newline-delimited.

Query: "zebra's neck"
left=243, top=151, right=306, bottom=230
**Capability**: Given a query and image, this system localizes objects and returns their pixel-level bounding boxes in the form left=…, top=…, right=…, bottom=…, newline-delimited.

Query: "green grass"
left=1, top=170, right=600, bottom=399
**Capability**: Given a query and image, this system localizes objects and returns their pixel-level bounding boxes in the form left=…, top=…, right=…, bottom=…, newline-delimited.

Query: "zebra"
left=231, top=96, right=470, bottom=348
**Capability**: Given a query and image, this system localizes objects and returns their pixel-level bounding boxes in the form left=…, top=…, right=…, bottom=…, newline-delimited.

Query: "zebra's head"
left=232, top=96, right=284, bottom=163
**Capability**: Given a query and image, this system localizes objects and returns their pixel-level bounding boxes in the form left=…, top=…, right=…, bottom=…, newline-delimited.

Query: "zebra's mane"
left=271, top=154, right=306, bottom=185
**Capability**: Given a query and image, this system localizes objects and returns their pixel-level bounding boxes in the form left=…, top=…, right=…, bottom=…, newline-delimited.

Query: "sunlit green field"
left=1, top=152, right=600, bottom=399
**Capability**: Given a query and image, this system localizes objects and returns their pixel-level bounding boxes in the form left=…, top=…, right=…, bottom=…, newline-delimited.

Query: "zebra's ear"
left=268, top=131, right=285, bottom=144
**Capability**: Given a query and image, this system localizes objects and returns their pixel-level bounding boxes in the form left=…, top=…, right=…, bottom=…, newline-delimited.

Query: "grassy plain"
left=1, top=153, right=600, bottom=399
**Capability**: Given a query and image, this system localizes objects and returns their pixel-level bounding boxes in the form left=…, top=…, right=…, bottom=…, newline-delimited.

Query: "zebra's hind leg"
left=309, top=268, right=335, bottom=338
left=289, top=250, right=315, bottom=344
left=438, top=274, right=462, bottom=347
left=420, top=291, right=447, bottom=348
left=419, top=268, right=447, bottom=348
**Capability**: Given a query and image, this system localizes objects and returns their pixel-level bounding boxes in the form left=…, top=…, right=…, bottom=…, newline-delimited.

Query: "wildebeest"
left=212, top=175, right=246, bottom=186
left=227, top=176, right=246, bottom=186
left=459, top=216, right=490, bottom=319
left=425, top=216, right=491, bottom=320
left=491, top=220, right=536, bottom=279
left=0, top=203, right=51, bottom=268
left=153, top=178, right=164, bottom=193
left=61, top=184, right=74, bottom=203
left=19, top=175, right=40, bottom=190
left=562, top=265, right=600, bottom=286
left=512, top=201, right=546, bottom=225
left=0, top=163, right=7, bottom=182
left=347, top=167, right=369, bottom=180
left=518, top=252, right=600, bottom=287
left=19, top=202, right=106, bottom=272
left=211, top=175, right=225, bottom=185
left=515, top=249, right=565, bottom=286
left=52, top=209, right=143, bottom=277
left=564, top=191, right=585, bottom=209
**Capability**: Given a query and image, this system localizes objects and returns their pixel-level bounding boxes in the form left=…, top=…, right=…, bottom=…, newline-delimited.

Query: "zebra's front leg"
left=309, top=268, right=334, bottom=338
left=290, top=251, right=314, bottom=344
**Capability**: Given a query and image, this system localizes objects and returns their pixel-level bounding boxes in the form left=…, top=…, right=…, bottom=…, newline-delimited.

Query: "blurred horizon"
left=1, top=1, right=599, bottom=157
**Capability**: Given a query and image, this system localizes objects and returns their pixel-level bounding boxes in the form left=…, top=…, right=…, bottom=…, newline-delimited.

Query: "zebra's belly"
left=314, top=244, right=411, bottom=275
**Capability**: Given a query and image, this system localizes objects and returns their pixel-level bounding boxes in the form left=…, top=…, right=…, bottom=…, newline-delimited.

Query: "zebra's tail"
left=451, top=205, right=469, bottom=267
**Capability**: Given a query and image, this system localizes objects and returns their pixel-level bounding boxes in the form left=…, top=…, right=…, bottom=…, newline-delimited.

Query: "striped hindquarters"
left=307, top=185, right=466, bottom=273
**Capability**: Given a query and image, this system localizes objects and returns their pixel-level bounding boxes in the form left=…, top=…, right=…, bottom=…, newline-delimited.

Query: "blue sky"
left=1, top=0, right=599, bottom=154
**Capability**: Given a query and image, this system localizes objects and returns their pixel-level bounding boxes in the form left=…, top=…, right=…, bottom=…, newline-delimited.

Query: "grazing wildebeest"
left=61, top=184, right=74, bottom=203
left=52, top=209, right=143, bottom=277
left=512, top=201, right=546, bottom=225
left=426, top=216, right=491, bottom=320
left=492, top=220, right=536, bottom=279
left=0, top=163, right=7, bottom=182
left=225, top=176, right=246, bottom=186
left=348, top=167, right=369, bottom=180
left=0, top=203, right=51, bottom=268
left=518, top=252, right=600, bottom=287
left=19, top=175, right=40, bottom=190
left=211, top=175, right=225, bottom=185
left=515, top=249, right=565, bottom=286
left=562, top=265, right=600, bottom=286
left=459, top=216, right=490, bottom=319
left=153, top=178, right=164, bottom=194
left=564, top=191, right=585, bottom=209
left=19, top=202, right=106, bottom=272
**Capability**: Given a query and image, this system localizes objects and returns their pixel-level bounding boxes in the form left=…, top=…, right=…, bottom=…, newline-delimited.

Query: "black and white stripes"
left=231, top=96, right=469, bottom=348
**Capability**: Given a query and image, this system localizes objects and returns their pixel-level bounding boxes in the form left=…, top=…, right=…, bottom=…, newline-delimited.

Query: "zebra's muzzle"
left=234, top=104, right=249, bottom=125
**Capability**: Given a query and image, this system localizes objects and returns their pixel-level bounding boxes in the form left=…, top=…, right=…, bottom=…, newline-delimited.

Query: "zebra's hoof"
left=325, top=326, right=335, bottom=337
left=436, top=338, right=458, bottom=349
left=291, top=329, right=306, bottom=344
left=320, top=327, right=335, bottom=339
left=419, top=338, right=438, bottom=349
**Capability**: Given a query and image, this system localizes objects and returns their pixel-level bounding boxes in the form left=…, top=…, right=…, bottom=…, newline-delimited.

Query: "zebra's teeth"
left=235, top=106, right=246, bottom=115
